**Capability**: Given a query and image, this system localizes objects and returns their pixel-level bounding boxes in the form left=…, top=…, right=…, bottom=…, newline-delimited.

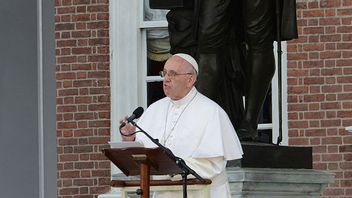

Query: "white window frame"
left=109, top=1, right=289, bottom=153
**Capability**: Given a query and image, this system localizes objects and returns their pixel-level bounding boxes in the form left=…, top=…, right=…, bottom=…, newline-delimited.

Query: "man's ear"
left=188, top=75, right=196, bottom=87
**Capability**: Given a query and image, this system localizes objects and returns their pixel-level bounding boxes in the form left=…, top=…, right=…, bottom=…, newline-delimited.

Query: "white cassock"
left=135, top=87, right=243, bottom=198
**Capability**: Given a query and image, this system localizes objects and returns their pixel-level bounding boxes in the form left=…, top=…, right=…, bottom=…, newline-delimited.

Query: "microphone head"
left=133, top=106, right=144, bottom=119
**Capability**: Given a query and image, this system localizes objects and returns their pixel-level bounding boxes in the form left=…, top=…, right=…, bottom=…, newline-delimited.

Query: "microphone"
left=120, top=107, right=144, bottom=128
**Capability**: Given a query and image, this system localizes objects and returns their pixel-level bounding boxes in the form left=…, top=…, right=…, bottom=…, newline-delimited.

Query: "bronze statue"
left=150, top=0, right=298, bottom=141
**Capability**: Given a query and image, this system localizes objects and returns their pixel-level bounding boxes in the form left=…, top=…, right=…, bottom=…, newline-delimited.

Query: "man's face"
left=162, top=56, right=195, bottom=100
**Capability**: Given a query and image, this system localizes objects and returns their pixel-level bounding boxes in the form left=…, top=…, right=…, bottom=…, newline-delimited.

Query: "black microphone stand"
left=129, top=120, right=206, bottom=198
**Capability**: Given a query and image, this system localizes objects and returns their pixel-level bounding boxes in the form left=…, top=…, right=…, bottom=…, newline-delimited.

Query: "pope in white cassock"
left=120, top=53, right=243, bottom=198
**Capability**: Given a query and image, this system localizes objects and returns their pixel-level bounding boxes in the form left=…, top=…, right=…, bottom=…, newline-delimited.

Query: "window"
left=110, top=0, right=288, bottom=146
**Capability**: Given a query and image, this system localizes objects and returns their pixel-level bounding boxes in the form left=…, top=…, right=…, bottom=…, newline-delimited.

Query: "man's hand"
left=119, top=116, right=137, bottom=141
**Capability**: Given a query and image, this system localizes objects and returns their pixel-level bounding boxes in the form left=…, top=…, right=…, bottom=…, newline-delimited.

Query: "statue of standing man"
left=150, top=0, right=297, bottom=141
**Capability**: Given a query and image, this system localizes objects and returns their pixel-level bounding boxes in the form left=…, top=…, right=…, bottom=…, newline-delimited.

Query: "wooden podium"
left=103, top=147, right=211, bottom=198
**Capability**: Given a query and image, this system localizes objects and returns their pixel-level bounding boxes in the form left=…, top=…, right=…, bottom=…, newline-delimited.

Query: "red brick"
left=63, top=147, right=73, bottom=153
left=58, top=138, right=78, bottom=146
left=337, top=42, right=352, bottom=50
left=342, top=34, right=352, bottom=41
left=57, top=106, right=77, bottom=113
left=322, top=137, right=343, bottom=144
left=304, top=111, right=325, bottom=119
left=91, top=170, right=110, bottom=177
left=337, top=59, right=352, bottom=66
left=74, top=129, right=94, bottom=137
left=340, top=145, right=352, bottom=152
left=74, top=146, right=93, bottom=153
left=310, top=138, right=321, bottom=145
left=306, top=129, right=327, bottom=136
left=320, top=51, right=342, bottom=59
left=288, top=104, right=308, bottom=111
left=322, top=153, right=343, bottom=161
left=344, top=154, right=352, bottom=161
left=303, top=10, right=325, bottom=17
left=321, top=68, right=342, bottom=75
left=74, top=162, right=94, bottom=169
left=303, top=77, right=324, bottom=85
left=57, top=7, right=75, bottom=14
left=289, top=137, right=309, bottom=145
left=313, top=163, right=327, bottom=170
left=287, top=53, right=308, bottom=60
left=74, top=113, right=94, bottom=120
left=328, top=145, right=339, bottom=153
left=72, top=47, right=92, bottom=54
left=58, top=89, right=79, bottom=96
left=337, top=25, right=352, bottom=33
left=59, top=187, right=79, bottom=195
left=343, top=135, right=352, bottom=143
left=337, top=111, right=352, bottom=118
left=320, top=0, right=341, bottom=7
left=303, top=60, right=324, bottom=68
left=288, top=86, right=309, bottom=94
left=325, top=111, right=337, bottom=118
left=322, top=85, right=343, bottom=93
left=57, top=72, right=76, bottom=80
left=88, top=120, right=110, bottom=127
left=323, top=188, right=344, bottom=196
left=303, top=94, right=325, bottom=102
left=88, top=137, right=109, bottom=144
left=337, top=93, right=352, bottom=100
left=58, top=122, right=78, bottom=129
left=87, top=5, right=109, bottom=12
left=309, top=86, right=320, bottom=94
left=59, top=154, right=79, bottom=162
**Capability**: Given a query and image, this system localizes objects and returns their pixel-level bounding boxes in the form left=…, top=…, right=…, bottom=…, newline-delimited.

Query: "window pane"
left=144, top=0, right=168, bottom=21
left=146, top=29, right=171, bottom=75
left=258, top=87, right=272, bottom=124
left=258, top=87, right=272, bottom=143
left=147, top=82, right=165, bottom=106
left=147, top=59, right=165, bottom=76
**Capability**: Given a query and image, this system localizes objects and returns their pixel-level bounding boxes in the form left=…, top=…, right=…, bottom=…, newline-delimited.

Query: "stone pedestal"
left=98, top=167, right=334, bottom=198
left=227, top=167, right=335, bottom=198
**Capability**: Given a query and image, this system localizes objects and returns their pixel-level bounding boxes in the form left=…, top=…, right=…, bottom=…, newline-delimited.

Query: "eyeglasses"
left=159, top=70, right=193, bottom=78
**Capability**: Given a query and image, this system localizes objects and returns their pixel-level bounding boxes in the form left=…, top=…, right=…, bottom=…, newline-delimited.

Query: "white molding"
left=110, top=0, right=141, bottom=175
left=110, top=0, right=140, bottom=143
left=140, top=20, right=168, bottom=28
left=272, top=42, right=288, bottom=145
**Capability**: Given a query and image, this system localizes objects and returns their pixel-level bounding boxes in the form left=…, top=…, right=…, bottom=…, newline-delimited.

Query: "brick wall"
left=55, top=0, right=111, bottom=197
left=288, top=0, right=352, bottom=197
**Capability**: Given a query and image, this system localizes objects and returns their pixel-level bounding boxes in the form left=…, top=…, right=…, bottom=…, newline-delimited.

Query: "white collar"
left=170, top=87, right=197, bottom=106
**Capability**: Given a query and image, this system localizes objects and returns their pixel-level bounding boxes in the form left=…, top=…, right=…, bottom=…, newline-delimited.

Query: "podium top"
left=103, top=147, right=183, bottom=176
left=110, top=178, right=212, bottom=187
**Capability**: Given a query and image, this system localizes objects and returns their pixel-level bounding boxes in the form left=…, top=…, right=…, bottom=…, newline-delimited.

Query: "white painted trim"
left=272, top=42, right=288, bottom=145
left=146, top=76, right=163, bottom=82
left=110, top=0, right=140, bottom=142
left=281, top=42, right=289, bottom=146
left=258, top=123, right=273, bottom=130
left=110, top=0, right=142, bottom=175
left=140, top=20, right=168, bottom=28
left=37, top=0, right=45, bottom=197
left=139, top=29, right=148, bottom=108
